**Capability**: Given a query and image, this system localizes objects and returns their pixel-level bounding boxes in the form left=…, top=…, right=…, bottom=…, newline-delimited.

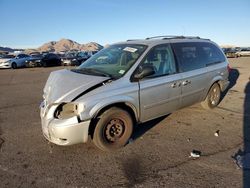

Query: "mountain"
left=81, top=42, right=103, bottom=51
left=0, top=46, right=23, bottom=53
left=36, top=39, right=103, bottom=52
left=1, top=39, right=104, bottom=54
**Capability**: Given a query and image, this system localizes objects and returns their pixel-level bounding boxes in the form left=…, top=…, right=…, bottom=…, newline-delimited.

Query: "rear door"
left=137, top=44, right=182, bottom=122
left=171, top=42, right=209, bottom=108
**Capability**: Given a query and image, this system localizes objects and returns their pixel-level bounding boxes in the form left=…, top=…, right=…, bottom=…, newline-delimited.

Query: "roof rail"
left=126, top=39, right=142, bottom=42
left=145, top=35, right=202, bottom=40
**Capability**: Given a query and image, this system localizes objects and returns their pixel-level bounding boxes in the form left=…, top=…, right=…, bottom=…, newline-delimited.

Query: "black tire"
left=93, top=107, right=133, bottom=151
left=43, top=62, right=47, bottom=67
left=26, top=61, right=33, bottom=68
left=11, top=62, right=17, bottom=69
left=201, top=83, right=221, bottom=109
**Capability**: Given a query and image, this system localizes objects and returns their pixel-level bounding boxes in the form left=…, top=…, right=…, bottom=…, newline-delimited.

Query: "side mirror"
left=134, top=65, right=155, bottom=80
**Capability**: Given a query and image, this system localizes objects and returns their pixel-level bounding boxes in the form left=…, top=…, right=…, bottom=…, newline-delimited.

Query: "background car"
left=236, top=48, right=250, bottom=57
left=222, top=48, right=239, bottom=58
left=7, top=54, right=31, bottom=69
left=41, top=53, right=61, bottom=67
left=25, top=53, right=43, bottom=67
left=0, top=54, right=15, bottom=68
left=0, top=54, right=15, bottom=63
left=61, top=51, right=89, bottom=66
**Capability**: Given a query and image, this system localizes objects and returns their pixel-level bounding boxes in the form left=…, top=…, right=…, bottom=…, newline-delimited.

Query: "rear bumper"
left=40, top=103, right=90, bottom=146
left=220, top=80, right=230, bottom=92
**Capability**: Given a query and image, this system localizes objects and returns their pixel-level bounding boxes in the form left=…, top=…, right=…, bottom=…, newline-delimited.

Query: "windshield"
left=65, top=52, right=76, bottom=58
left=74, top=44, right=147, bottom=79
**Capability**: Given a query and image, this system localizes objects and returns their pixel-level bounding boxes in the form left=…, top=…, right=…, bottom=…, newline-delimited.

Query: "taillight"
left=227, top=64, right=231, bottom=72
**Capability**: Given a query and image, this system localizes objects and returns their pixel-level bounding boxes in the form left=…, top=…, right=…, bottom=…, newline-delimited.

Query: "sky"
left=0, top=0, right=249, bottom=48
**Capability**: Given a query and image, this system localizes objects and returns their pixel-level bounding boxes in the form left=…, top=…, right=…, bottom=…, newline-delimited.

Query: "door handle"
left=182, top=80, right=191, bottom=86
left=171, top=83, right=177, bottom=88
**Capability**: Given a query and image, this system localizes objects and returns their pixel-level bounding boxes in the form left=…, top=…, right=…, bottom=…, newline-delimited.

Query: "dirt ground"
left=0, top=57, right=249, bottom=188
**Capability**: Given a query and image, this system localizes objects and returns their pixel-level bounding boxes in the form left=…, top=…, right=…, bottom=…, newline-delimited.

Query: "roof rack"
left=126, top=39, right=142, bottom=42
left=145, top=35, right=202, bottom=40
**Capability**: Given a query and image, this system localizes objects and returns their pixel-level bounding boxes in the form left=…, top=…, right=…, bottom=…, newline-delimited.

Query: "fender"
left=88, top=95, right=139, bottom=121
left=210, top=75, right=223, bottom=89
left=202, top=75, right=223, bottom=101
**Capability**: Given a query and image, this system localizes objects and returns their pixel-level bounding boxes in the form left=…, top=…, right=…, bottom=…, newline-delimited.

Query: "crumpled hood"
left=43, top=69, right=109, bottom=104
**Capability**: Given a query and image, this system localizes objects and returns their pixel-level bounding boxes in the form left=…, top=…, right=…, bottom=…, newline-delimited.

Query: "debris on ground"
left=234, top=153, right=250, bottom=169
left=214, top=130, right=220, bottom=137
left=189, top=150, right=201, bottom=158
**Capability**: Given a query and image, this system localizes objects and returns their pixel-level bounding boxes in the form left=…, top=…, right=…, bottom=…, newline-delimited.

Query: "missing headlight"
left=54, top=103, right=80, bottom=119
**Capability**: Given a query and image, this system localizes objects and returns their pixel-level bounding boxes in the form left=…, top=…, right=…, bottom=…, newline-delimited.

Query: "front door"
left=138, top=44, right=182, bottom=122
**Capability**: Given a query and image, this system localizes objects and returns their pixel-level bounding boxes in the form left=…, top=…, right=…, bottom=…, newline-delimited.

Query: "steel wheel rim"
left=104, top=119, right=125, bottom=143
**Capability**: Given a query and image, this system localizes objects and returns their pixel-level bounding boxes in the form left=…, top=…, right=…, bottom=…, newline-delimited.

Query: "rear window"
left=172, top=42, right=225, bottom=72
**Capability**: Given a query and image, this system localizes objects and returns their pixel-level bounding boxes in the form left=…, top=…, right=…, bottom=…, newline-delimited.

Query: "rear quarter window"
left=172, top=42, right=225, bottom=72
left=201, top=43, right=226, bottom=66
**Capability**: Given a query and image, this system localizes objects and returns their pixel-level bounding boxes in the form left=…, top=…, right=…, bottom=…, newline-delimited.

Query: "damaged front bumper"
left=40, top=101, right=90, bottom=146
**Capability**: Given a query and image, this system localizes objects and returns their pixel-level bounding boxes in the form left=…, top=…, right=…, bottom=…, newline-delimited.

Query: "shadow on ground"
left=243, top=79, right=250, bottom=188
left=221, top=68, right=240, bottom=101
left=131, top=115, right=168, bottom=141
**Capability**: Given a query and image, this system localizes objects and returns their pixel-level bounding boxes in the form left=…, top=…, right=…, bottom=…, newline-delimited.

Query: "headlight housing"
left=4, top=60, right=11, bottom=65
left=54, top=103, right=84, bottom=119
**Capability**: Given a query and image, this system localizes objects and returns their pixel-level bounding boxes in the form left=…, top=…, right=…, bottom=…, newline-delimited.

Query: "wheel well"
left=217, top=80, right=223, bottom=91
left=88, top=103, right=137, bottom=138
left=203, top=81, right=221, bottom=100
left=11, top=62, right=17, bottom=68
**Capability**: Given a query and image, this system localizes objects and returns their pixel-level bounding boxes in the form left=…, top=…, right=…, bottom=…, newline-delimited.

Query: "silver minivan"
left=40, top=36, right=230, bottom=151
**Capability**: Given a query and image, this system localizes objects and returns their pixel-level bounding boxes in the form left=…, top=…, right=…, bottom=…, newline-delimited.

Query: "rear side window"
left=201, top=43, right=226, bottom=66
left=172, top=42, right=225, bottom=72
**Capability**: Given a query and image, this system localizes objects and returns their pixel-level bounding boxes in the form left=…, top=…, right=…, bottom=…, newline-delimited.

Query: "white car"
left=0, top=54, right=31, bottom=69
left=236, top=48, right=250, bottom=57
left=0, top=54, right=15, bottom=68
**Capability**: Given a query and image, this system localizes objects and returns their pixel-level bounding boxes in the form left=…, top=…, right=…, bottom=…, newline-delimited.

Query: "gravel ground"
left=0, top=57, right=249, bottom=188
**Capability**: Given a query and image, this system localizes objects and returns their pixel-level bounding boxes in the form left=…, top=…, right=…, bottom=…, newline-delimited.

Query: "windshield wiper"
left=72, top=68, right=114, bottom=79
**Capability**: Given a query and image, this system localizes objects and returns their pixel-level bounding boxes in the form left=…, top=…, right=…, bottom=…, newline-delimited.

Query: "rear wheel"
left=11, top=62, right=17, bottom=69
left=93, top=107, right=133, bottom=151
left=201, top=83, right=221, bottom=109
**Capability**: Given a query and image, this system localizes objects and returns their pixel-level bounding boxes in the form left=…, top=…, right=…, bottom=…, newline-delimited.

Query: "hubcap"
left=210, top=87, right=220, bottom=105
left=105, top=119, right=125, bottom=143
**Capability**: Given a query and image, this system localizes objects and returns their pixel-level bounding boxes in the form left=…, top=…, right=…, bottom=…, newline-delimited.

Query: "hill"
left=36, top=39, right=103, bottom=52
left=0, top=46, right=23, bottom=53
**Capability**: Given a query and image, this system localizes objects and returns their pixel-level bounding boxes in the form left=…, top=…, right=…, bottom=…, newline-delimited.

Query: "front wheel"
left=201, top=83, right=221, bottom=109
left=11, top=62, right=17, bottom=69
left=93, top=107, right=133, bottom=151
